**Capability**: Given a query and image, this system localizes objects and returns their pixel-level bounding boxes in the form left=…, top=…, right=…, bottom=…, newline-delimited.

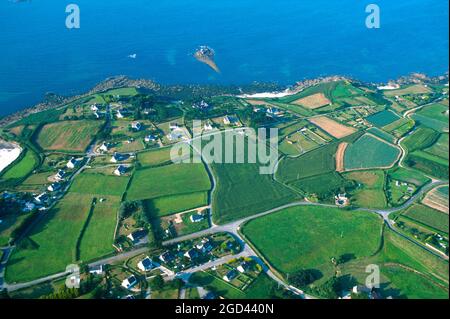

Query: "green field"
left=344, top=134, right=401, bottom=170
left=36, top=120, right=103, bottom=152
left=383, top=84, right=431, bottom=97
left=78, top=195, right=121, bottom=261
left=383, top=118, right=415, bottom=138
left=70, top=171, right=130, bottom=197
left=211, top=161, right=298, bottom=224
left=366, top=110, right=401, bottom=127
left=6, top=193, right=93, bottom=282
left=340, top=228, right=448, bottom=299
left=406, top=151, right=449, bottom=180
left=127, top=164, right=211, bottom=201
left=387, top=167, right=430, bottom=187
left=403, top=204, right=449, bottom=234
left=424, top=133, right=449, bottom=160
left=367, top=127, right=397, bottom=143
left=412, top=103, right=449, bottom=132
left=0, top=148, right=38, bottom=181
left=277, top=142, right=338, bottom=182
left=0, top=212, right=31, bottom=246
left=137, top=147, right=173, bottom=167
left=243, top=206, right=382, bottom=279
left=143, top=192, right=208, bottom=217
left=343, top=170, right=387, bottom=208
left=190, top=272, right=286, bottom=299
left=289, top=172, right=351, bottom=199
left=402, top=127, right=440, bottom=153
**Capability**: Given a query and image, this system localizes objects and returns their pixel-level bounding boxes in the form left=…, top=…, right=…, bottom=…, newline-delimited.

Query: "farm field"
left=289, top=172, right=350, bottom=199
left=424, top=133, right=449, bottom=160
left=367, top=127, right=397, bottom=143
left=403, top=204, right=448, bottom=234
left=190, top=272, right=286, bottom=299
left=309, top=116, right=357, bottom=139
left=343, top=170, right=387, bottom=208
left=412, top=102, right=449, bottom=132
left=292, top=93, right=331, bottom=109
left=5, top=193, right=93, bottom=283
left=137, top=147, right=173, bottom=167
left=143, top=191, right=209, bottom=217
left=402, top=127, right=440, bottom=153
left=406, top=151, right=449, bottom=180
left=277, top=142, right=338, bottom=182
left=366, top=110, right=401, bottom=127
left=35, top=120, right=103, bottom=152
left=421, top=186, right=449, bottom=214
left=242, top=206, right=382, bottom=283
left=387, top=167, right=430, bottom=187
left=0, top=212, right=31, bottom=247
left=78, top=195, right=121, bottom=262
left=126, top=163, right=211, bottom=201
left=337, top=227, right=448, bottom=299
left=383, top=84, right=432, bottom=97
left=211, top=160, right=298, bottom=224
left=0, top=148, right=38, bottom=181
left=344, top=134, right=401, bottom=170
left=70, top=171, right=130, bottom=197
left=383, top=118, right=415, bottom=138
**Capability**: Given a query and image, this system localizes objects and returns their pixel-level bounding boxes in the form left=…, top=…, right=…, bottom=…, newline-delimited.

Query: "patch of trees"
left=289, top=269, right=323, bottom=287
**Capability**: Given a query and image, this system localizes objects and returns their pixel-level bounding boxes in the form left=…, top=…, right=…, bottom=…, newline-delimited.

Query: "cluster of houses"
left=192, top=100, right=211, bottom=111
left=158, top=237, right=215, bottom=268
left=222, top=261, right=252, bottom=282
left=253, top=106, right=284, bottom=118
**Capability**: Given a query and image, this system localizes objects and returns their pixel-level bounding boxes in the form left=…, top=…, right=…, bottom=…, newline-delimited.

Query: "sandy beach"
left=0, top=140, right=22, bottom=173
left=237, top=89, right=297, bottom=99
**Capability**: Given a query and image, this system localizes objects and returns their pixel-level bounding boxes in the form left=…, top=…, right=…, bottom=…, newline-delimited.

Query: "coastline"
left=0, top=140, right=22, bottom=173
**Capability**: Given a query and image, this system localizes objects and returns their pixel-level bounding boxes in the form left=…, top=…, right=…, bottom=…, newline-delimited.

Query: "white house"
left=121, top=275, right=138, bottom=290
left=34, top=193, right=49, bottom=204
left=111, top=153, right=126, bottom=163
left=137, top=257, right=153, bottom=272
left=47, top=183, right=61, bottom=192
left=89, top=264, right=104, bottom=275
left=90, top=104, right=99, bottom=112
left=169, top=123, right=180, bottom=130
left=99, top=142, right=110, bottom=152
left=223, top=115, right=238, bottom=125
left=196, top=238, right=213, bottom=253
left=55, top=170, right=66, bottom=181
left=114, top=165, right=127, bottom=176
left=131, top=122, right=142, bottom=131
left=184, top=248, right=199, bottom=260
left=237, top=262, right=251, bottom=273
left=204, top=123, right=213, bottom=131
left=159, top=251, right=175, bottom=264
left=190, top=213, right=204, bottom=223
left=223, top=269, right=238, bottom=282
left=66, top=157, right=78, bottom=169
left=116, top=110, right=125, bottom=119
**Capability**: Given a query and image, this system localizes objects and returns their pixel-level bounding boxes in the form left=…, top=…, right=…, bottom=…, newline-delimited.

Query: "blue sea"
left=0, top=0, right=448, bottom=116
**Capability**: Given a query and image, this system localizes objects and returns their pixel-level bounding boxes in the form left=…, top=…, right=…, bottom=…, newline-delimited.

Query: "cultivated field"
left=366, top=110, right=401, bottom=127
left=126, top=163, right=211, bottom=201
left=383, top=84, right=432, bottom=97
left=422, top=186, right=449, bottom=214
left=70, top=171, right=130, bottom=197
left=309, top=116, right=357, bottom=139
left=143, top=192, right=209, bottom=217
left=36, top=120, right=103, bottom=152
left=292, top=93, right=331, bottom=109
left=344, top=170, right=387, bottom=208
left=242, top=206, right=383, bottom=281
left=403, top=204, right=449, bottom=233
left=344, top=134, right=401, bottom=170
left=335, top=142, right=348, bottom=172
left=137, top=147, right=173, bottom=167
left=5, top=193, right=94, bottom=282
left=78, top=195, right=121, bottom=262
left=0, top=148, right=38, bottom=181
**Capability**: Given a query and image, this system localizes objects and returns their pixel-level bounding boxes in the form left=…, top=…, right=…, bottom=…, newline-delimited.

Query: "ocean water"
left=0, top=0, right=448, bottom=116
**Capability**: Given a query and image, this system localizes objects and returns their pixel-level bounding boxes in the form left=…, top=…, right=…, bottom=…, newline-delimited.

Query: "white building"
left=121, top=275, right=138, bottom=290
left=114, top=165, right=127, bottom=176
left=137, top=257, right=153, bottom=272
left=66, top=158, right=78, bottom=169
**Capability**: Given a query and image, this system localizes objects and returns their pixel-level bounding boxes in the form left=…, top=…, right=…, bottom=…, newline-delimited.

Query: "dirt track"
left=335, top=142, right=348, bottom=172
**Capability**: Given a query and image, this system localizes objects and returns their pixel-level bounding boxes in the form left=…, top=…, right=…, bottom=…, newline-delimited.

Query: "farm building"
left=89, top=264, right=104, bottom=275
left=223, top=269, right=238, bottom=282
left=66, top=157, right=79, bottom=169
left=190, top=214, right=204, bottom=223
